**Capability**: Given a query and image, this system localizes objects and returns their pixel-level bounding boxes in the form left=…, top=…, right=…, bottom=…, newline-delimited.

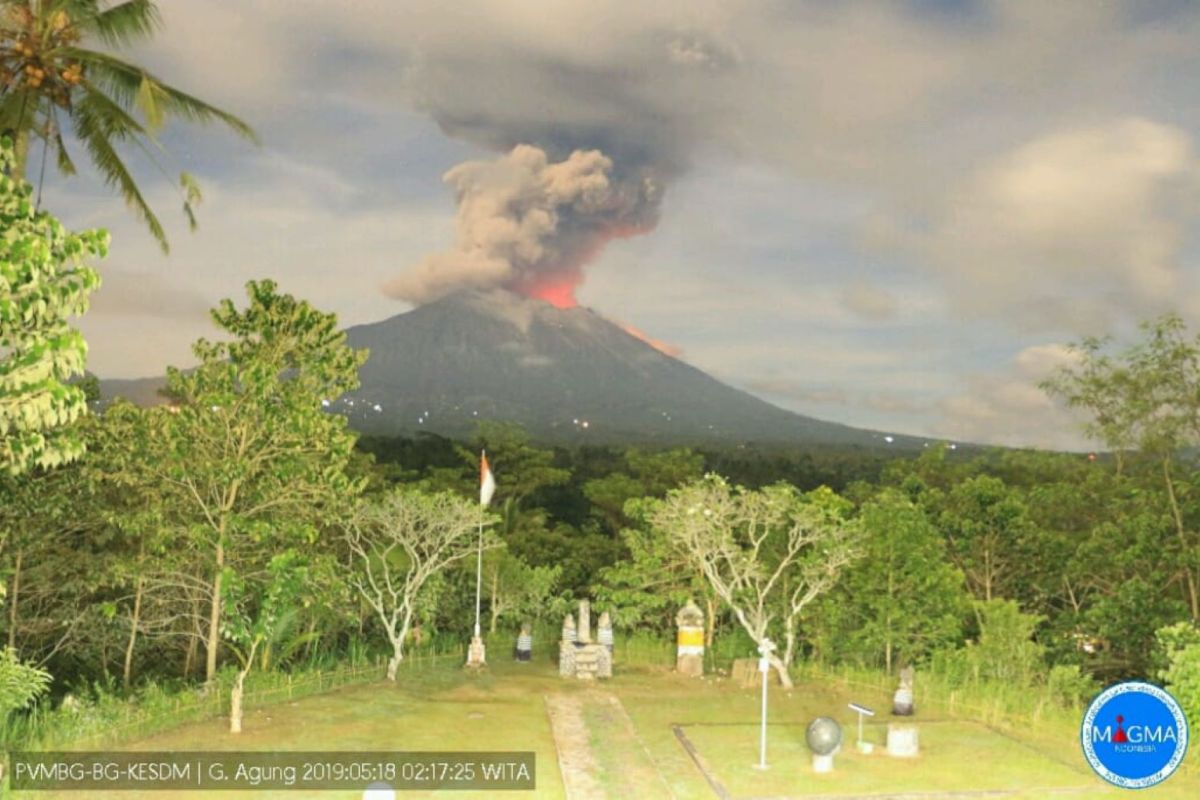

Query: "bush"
left=0, top=647, right=51, bottom=717
left=1155, top=622, right=1200, bottom=729
left=931, top=600, right=1046, bottom=688
left=1047, top=664, right=1099, bottom=707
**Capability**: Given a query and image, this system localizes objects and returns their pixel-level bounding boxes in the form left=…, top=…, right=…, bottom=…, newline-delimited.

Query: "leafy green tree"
left=157, top=280, right=366, bottom=683
left=82, top=400, right=179, bottom=688
left=343, top=488, right=497, bottom=679
left=483, top=550, right=560, bottom=634
left=0, top=0, right=257, bottom=249
left=220, top=550, right=307, bottom=733
left=462, top=422, right=569, bottom=507
left=1044, top=314, right=1200, bottom=619
left=0, top=136, right=103, bottom=475
left=815, top=489, right=968, bottom=672
left=939, top=476, right=1036, bottom=604
left=933, top=599, right=1047, bottom=688
left=595, top=500, right=714, bottom=635
left=0, top=645, right=49, bottom=720
left=647, top=476, right=858, bottom=687
left=584, top=447, right=703, bottom=532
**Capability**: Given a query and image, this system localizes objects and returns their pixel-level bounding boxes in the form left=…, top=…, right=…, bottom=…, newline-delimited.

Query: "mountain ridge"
left=99, top=289, right=927, bottom=449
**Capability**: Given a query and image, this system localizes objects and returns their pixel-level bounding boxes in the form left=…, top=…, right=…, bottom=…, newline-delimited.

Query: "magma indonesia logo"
left=1082, top=681, right=1189, bottom=789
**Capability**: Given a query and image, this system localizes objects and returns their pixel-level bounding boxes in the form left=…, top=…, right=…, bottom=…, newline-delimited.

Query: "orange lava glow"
left=519, top=274, right=582, bottom=309
left=620, top=322, right=683, bottom=358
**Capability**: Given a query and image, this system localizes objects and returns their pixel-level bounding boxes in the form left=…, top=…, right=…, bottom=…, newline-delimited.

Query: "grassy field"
left=14, top=656, right=1200, bottom=799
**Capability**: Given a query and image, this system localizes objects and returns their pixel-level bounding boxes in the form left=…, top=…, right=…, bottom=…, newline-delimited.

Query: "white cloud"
left=904, top=118, right=1200, bottom=331
left=935, top=344, right=1090, bottom=449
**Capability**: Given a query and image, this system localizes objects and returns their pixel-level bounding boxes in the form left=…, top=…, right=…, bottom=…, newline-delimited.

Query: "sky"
left=46, top=0, right=1200, bottom=450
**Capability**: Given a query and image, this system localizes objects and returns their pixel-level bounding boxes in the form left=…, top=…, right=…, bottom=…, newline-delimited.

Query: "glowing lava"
left=518, top=273, right=582, bottom=309
left=619, top=322, right=683, bottom=358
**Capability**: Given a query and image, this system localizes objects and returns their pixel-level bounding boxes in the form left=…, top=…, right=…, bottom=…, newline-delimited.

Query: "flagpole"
left=474, top=449, right=486, bottom=640
left=474, top=502, right=483, bottom=638
left=468, top=450, right=493, bottom=668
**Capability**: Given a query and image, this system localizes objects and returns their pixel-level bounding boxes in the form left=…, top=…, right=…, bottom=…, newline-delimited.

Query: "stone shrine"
left=675, top=600, right=705, bottom=677
left=559, top=600, right=612, bottom=680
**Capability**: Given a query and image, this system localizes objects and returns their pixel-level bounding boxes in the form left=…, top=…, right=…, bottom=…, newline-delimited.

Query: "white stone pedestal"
left=812, top=754, right=834, bottom=773
left=886, top=724, right=919, bottom=758
left=857, top=741, right=874, bottom=754
left=465, top=636, right=486, bottom=668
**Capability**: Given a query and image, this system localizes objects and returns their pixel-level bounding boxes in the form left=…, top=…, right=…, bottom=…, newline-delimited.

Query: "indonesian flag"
left=480, top=451, right=496, bottom=507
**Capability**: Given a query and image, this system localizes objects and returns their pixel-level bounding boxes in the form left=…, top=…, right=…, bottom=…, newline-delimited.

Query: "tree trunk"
left=206, top=541, right=225, bottom=683
left=489, top=569, right=500, bottom=634
left=1162, top=457, right=1199, bottom=620
left=7, top=548, right=21, bottom=650
left=230, top=669, right=247, bottom=733
left=386, top=638, right=403, bottom=681
left=783, top=621, right=797, bottom=670
left=704, top=597, right=716, bottom=648
left=768, top=654, right=793, bottom=690
left=123, top=573, right=145, bottom=691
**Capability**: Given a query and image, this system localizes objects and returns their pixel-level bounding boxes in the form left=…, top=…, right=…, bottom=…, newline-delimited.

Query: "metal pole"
left=473, top=506, right=483, bottom=638
left=759, top=662, right=768, bottom=769
left=756, top=637, right=773, bottom=770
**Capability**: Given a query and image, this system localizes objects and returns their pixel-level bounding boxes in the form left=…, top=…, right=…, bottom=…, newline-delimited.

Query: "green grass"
left=14, top=656, right=1200, bottom=799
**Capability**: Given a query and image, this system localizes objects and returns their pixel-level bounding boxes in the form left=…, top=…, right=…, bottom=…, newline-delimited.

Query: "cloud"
left=936, top=344, right=1089, bottom=449
left=894, top=118, right=1200, bottom=331
left=841, top=282, right=897, bottom=320
left=88, top=268, right=213, bottom=320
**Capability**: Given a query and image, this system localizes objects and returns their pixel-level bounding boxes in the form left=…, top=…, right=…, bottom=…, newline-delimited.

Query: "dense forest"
left=5, top=279, right=1200, bottom=736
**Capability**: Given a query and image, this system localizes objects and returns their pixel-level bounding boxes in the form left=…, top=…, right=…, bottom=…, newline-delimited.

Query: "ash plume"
left=383, top=145, right=662, bottom=307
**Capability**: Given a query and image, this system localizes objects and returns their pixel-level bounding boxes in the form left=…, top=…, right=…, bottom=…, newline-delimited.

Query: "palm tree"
left=0, top=0, right=258, bottom=251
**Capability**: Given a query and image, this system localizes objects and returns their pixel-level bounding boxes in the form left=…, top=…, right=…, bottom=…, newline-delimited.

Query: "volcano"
left=101, top=289, right=924, bottom=448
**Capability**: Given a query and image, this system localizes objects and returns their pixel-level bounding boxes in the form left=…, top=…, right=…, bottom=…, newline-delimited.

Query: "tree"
left=647, top=476, right=857, bottom=687
left=1043, top=314, right=1200, bottom=619
left=0, top=645, right=49, bottom=722
left=0, top=0, right=257, bottom=250
left=584, top=447, right=703, bottom=532
left=483, top=550, right=560, bottom=634
left=815, top=489, right=968, bottom=672
left=939, top=476, right=1035, bottom=604
left=155, top=280, right=366, bottom=683
left=221, top=550, right=307, bottom=733
left=0, top=136, right=103, bottom=475
left=343, top=488, right=497, bottom=680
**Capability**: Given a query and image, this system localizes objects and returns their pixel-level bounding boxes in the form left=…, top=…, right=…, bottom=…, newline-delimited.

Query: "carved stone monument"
left=675, top=600, right=705, bottom=677
left=559, top=600, right=612, bottom=680
left=559, top=614, right=577, bottom=677
left=892, top=666, right=915, bottom=716
left=597, top=611, right=614, bottom=654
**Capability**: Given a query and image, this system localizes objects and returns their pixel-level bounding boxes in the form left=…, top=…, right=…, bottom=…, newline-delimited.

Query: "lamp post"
left=755, top=637, right=775, bottom=770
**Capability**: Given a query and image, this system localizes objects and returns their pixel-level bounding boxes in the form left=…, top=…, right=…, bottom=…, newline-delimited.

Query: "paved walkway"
left=545, top=690, right=676, bottom=800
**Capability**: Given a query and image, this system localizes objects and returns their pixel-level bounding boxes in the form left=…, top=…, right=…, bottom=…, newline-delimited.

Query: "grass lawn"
left=17, top=657, right=1200, bottom=799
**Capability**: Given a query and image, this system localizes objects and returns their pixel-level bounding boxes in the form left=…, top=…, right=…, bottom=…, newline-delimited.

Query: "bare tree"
left=649, top=476, right=857, bottom=688
left=344, top=489, right=497, bottom=680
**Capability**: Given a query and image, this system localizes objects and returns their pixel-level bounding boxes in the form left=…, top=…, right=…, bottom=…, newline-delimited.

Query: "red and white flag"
left=480, top=451, right=496, bottom=507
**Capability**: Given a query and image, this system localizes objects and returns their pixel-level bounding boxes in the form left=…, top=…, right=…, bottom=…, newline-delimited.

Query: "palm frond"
left=62, top=47, right=258, bottom=143
left=87, top=0, right=162, bottom=49
left=51, top=110, right=76, bottom=175
left=73, top=92, right=167, bottom=252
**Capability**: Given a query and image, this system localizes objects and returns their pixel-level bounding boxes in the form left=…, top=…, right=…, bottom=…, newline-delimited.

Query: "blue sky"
left=47, top=0, right=1200, bottom=449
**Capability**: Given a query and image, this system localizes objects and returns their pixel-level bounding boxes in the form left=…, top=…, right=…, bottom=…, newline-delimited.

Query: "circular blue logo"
left=1081, top=681, right=1189, bottom=789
